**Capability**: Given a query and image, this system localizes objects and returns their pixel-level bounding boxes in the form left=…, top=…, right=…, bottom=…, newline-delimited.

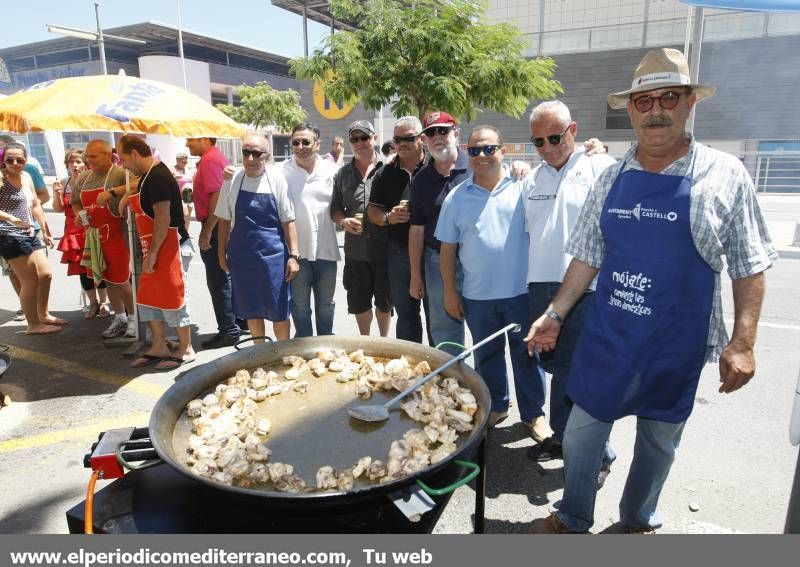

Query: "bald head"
left=242, top=134, right=270, bottom=177
left=243, top=134, right=269, bottom=152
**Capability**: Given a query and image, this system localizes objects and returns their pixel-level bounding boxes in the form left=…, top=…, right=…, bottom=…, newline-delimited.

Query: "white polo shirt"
left=523, top=149, right=615, bottom=287
left=280, top=156, right=341, bottom=262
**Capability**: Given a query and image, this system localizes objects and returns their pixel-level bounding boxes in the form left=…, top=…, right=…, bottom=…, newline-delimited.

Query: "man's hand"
left=524, top=314, right=561, bottom=356
left=388, top=205, right=410, bottom=225
left=443, top=289, right=463, bottom=321
left=198, top=228, right=212, bottom=251
left=510, top=160, right=531, bottom=180
left=142, top=253, right=157, bottom=274
left=409, top=273, right=425, bottom=300
left=285, top=257, right=300, bottom=282
left=96, top=190, right=113, bottom=206
left=583, top=138, right=607, bottom=156
left=223, top=165, right=236, bottom=181
left=718, top=341, right=755, bottom=393
left=342, top=217, right=362, bottom=235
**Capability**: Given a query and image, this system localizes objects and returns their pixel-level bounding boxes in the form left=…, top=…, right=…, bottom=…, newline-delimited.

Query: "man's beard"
left=429, top=141, right=458, bottom=162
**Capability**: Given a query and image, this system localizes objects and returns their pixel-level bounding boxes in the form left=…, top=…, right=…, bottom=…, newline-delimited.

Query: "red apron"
left=56, top=180, right=86, bottom=276
left=129, top=193, right=185, bottom=310
left=79, top=186, right=130, bottom=284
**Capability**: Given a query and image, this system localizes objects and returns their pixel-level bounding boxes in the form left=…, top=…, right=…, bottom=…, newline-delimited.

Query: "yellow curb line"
left=6, top=344, right=166, bottom=399
left=0, top=411, right=151, bottom=453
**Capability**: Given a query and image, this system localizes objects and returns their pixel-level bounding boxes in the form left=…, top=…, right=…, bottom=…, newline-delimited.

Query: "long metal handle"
left=383, top=323, right=520, bottom=411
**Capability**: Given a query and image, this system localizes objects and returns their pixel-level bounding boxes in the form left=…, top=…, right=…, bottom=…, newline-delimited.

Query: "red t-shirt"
left=192, top=146, right=228, bottom=220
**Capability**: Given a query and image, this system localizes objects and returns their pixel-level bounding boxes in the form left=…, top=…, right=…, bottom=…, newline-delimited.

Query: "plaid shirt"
left=566, top=136, right=777, bottom=361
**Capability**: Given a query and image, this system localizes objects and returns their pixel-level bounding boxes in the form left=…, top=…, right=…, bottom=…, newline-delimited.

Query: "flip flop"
left=165, top=340, right=180, bottom=352
left=26, top=325, right=62, bottom=335
left=130, top=354, right=165, bottom=368
left=155, top=355, right=194, bottom=371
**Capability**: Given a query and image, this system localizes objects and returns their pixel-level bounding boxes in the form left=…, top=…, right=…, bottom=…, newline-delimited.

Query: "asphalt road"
left=0, top=195, right=798, bottom=534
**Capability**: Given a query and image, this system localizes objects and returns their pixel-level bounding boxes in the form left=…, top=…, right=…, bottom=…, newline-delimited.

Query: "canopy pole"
left=94, top=1, right=107, bottom=75
left=687, top=6, right=704, bottom=134
left=177, top=0, right=188, bottom=90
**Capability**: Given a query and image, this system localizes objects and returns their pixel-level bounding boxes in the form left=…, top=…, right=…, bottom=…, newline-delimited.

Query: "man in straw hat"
left=526, top=48, right=777, bottom=534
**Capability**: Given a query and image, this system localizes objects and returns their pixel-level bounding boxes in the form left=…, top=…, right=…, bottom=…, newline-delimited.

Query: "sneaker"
left=201, top=332, right=240, bottom=349
left=528, top=416, right=554, bottom=443
left=13, top=310, right=25, bottom=322
left=124, top=319, right=137, bottom=338
left=102, top=316, right=128, bottom=338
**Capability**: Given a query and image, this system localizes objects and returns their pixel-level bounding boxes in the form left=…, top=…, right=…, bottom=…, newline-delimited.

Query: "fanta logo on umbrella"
left=96, top=82, right=166, bottom=123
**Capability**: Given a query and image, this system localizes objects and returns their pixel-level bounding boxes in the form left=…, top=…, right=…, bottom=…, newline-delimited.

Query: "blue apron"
left=228, top=175, right=290, bottom=321
left=567, top=156, right=714, bottom=423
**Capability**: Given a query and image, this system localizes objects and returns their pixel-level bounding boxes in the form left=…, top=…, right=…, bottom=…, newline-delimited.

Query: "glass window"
left=605, top=105, right=632, bottom=130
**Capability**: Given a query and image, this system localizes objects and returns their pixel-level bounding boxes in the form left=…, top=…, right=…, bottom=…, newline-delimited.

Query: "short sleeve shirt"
left=331, top=158, right=387, bottom=262
left=75, top=165, right=128, bottom=216
left=215, top=167, right=294, bottom=227
left=409, top=150, right=470, bottom=251
left=566, top=138, right=777, bottom=361
left=192, top=146, right=228, bottom=221
left=139, top=162, right=184, bottom=228
left=435, top=175, right=529, bottom=300
left=369, top=155, right=427, bottom=247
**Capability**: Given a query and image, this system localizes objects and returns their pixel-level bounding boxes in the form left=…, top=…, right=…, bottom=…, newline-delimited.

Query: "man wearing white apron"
left=527, top=48, right=777, bottom=534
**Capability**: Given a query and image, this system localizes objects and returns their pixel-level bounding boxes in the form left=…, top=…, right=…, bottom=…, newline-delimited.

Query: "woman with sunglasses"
left=0, top=143, right=63, bottom=334
left=52, top=149, right=111, bottom=319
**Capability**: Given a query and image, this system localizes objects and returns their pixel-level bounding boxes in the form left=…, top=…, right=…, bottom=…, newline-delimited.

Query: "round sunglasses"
left=631, top=90, right=683, bottom=113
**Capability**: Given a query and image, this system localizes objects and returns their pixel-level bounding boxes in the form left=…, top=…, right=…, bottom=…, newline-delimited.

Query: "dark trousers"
left=387, top=240, right=431, bottom=344
left=199, top=222, right=238, bottom=336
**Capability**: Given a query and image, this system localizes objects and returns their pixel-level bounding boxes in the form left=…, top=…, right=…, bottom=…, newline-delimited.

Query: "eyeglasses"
left=423, top=126, right=452, bottom=137
left=291, top=138, right=314, bottom=147
left=392, top=134, right=418, bottom=144
left=4, top=157, right=25, bottom=165
left=242, top=149, right=266, bottom=159
left=531, top=124, right=571, bottom=148
left=349, top=134, right=371, bottom=144
left=632, top=90, right=683, bottom=113
left=466, top=145, right=501, bottom=157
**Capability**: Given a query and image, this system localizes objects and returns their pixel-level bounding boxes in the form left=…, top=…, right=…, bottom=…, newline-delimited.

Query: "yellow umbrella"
left=0, top=74, right=245, bottom=138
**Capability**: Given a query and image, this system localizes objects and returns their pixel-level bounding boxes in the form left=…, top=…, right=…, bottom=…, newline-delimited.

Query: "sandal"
left=155, top=355, right=195, bottom=371
left=84, top=303, right=100, bottom=319
left=98, top=303, right=111, bottom=318
left=130, top=354, right=165, bottom=368
left=13, top=310, right=25, bottom=322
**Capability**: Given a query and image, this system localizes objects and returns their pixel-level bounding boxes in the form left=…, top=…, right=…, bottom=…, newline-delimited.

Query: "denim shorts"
left=137, top=303, right=192, bottom=328
left=0, top=232, right=44, bottom=261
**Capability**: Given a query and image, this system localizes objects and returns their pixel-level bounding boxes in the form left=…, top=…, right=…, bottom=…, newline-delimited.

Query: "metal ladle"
left=348, top=323, right=522, bottom=422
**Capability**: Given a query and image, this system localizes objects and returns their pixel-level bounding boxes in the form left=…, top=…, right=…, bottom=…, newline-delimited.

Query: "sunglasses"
left=393, top=134, right=419, bottom=144
left=531, top=124, right=571, bottom=148
left=349, top=134, right=372, bottom=144
left=4, top=157, right=25, bottom=165
left=291, top=138, right=314, bottom=147
left=242, top=149, right=266, bottom=159
left=632, top=90, right=683, bottom=113
left=424, top=126, right=452, bottom=137
left=466, top=145, right=501, bottom=157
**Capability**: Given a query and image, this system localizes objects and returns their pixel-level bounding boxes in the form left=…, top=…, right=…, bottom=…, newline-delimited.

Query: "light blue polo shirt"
left=435, top=174, right=529, bottom=301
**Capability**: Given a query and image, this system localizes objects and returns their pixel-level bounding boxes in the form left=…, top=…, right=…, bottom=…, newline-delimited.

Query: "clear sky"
left=3, top=0, right=332, bottom=58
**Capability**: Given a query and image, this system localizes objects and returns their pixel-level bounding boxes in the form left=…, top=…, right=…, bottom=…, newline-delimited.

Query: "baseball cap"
left=348, top=120, right=375, bottom=136
left=422, top=111, right=457, bottom=133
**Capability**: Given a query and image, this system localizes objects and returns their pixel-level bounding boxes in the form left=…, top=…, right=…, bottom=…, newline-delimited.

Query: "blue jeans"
left=528, top=283, right=594, bottom=442
left=387, top=240, right=425, bottom=343
left=290, top=259, right=337, bottom=337
left=424, top=247, right=465, bottom=356
left=199, top=223, right=238, bottom=337
left=462, top=294, right=545, bottom=421
left=556, top=404, right=684, bottom=533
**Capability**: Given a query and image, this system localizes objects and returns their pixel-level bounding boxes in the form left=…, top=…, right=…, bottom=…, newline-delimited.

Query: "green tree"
left=290, top=0, right=562, bottom=121
left=216, top=81, right=306, bottom=133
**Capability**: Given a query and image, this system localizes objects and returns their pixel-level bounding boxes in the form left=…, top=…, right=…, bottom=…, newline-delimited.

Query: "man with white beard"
left=408, top=112, right=467, bottom=357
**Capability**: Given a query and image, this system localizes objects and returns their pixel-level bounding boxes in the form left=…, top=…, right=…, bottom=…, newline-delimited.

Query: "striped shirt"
left=566, top=136, right=777, bottom=361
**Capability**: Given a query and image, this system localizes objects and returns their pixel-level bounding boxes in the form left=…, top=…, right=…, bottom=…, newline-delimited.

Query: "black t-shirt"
left=409, top=150, right=470, bottom=251
left=369, top=156, right=427, bottom=247
left=140, top=162, right=185, bottom=230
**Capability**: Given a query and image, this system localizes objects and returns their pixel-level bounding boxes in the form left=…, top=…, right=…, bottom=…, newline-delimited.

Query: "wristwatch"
left=288, top=254, right=301, bottom=262
left=545, top=310, right=563, bottom=325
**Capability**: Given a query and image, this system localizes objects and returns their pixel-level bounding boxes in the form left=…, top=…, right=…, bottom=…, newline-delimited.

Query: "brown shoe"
left=529, top=513, right=579, bottom=534
left=624, top=525, right=656, bottom=534
left=528, top=416, right=554, bottom=443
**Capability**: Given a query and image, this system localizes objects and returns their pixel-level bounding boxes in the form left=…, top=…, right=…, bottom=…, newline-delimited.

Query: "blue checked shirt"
left=566, top=136, right=777, bottom=361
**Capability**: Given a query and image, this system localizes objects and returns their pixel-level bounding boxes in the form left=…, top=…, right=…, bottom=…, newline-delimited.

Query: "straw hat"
left=607, top=48, right=716, bottom=110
